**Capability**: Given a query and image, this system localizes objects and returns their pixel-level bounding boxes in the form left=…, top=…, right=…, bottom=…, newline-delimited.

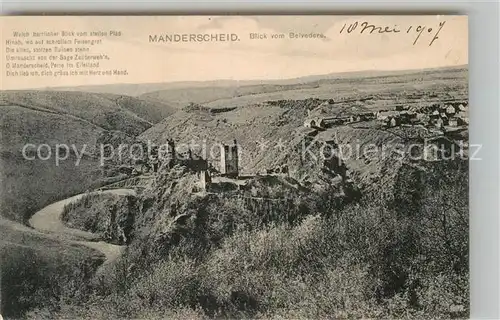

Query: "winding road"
left=28, top=188, right=136, bottom=267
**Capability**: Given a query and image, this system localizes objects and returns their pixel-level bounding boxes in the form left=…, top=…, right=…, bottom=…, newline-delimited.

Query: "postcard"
left=0, top=15, right=468, bottom=319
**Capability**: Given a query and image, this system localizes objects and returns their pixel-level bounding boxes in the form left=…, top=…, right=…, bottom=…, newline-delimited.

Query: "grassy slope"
left=0, top=89, right=174, bottom=222
left=98, top=93, right=176, bottom=124
left=0, top=89, right=170, bottom=315
left=0, top=105, right=104, bottom=222
left=0, top=219, right=104, bottom=318
left=0, top=90, right=174, bottom=135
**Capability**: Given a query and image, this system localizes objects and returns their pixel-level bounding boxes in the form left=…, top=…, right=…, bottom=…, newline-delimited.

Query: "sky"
left=1, top=15, right=468, bottom=90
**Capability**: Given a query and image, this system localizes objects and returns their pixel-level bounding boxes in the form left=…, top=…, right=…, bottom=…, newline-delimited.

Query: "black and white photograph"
left=1, top=15, right=469, bottom=319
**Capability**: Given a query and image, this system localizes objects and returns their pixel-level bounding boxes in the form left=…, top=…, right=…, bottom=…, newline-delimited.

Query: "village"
left=302, top=100, right=469, bottom=163
left=304, top=100, right=469, bottom=131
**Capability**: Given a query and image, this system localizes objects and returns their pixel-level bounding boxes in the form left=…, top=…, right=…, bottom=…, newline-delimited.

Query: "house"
left=446, top=105, right=456, bottom=115
left=456, top=111, right=469, bottom=124
left=304, top=117, right=326, bottom=128
left=320, top=99, right=335, bottom=106
left=448, top=117, right=459, bottom=127
left=349, top=115, right=361, bottom=123
left=316, top=118, right=326, bottom=128
left=386, top=117, right=400, bottom=127
left=377, top=110, right=399, bottom=121
left=304, top=119, right=316, bottom=128
left=458, top=104, right=467, bottom=111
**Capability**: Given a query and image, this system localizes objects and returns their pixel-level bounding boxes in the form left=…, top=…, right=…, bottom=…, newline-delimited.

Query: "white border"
left=1, top=1, right=499, bottom=318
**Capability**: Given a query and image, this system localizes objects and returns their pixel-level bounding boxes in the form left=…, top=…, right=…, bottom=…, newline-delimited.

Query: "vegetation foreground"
left=16, top=160, right=468, bottom=320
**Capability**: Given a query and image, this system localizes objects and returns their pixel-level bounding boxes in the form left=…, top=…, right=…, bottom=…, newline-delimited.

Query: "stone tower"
left=220, top=139, right=239, bottom=178
left=159, top=138, right=176, bottom=170
left=164, top=139, right=175, bottom=162
left=200, top=170, right=212, bottom=191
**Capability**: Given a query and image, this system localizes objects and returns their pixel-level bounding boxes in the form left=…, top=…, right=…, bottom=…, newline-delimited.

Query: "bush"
left=61, top=192, right=138, bottom=244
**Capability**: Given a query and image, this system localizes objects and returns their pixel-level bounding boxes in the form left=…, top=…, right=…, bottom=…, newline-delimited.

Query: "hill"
left=37, top=65, right=467, bottom=98
left=1, top=90, right=175, bottom=134
left=0, top=90, right=170, bottom=222
left=140, top=66, right=468, bottom=109
left=140, top=65, right=467, bottom=191
left=140, top=83, right=321, bottom=109
left=0, top=104, right=103, bottom=222
left=202, top=66, right=468, bottom=109
left=0, top=90, right=165, bottom=316
left=141, top=103, right=393, bottom=195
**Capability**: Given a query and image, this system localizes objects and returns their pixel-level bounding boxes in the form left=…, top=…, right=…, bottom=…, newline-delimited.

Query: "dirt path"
left=29, top=189, right=136, bottom=267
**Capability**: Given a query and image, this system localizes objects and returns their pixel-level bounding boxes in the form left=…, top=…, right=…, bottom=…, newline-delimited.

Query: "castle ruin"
left=220, top=139, right=239, bottom=178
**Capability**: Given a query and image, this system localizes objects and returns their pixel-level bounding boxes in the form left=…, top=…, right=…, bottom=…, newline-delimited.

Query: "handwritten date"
left=339, top=21, right=446, bottom=46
